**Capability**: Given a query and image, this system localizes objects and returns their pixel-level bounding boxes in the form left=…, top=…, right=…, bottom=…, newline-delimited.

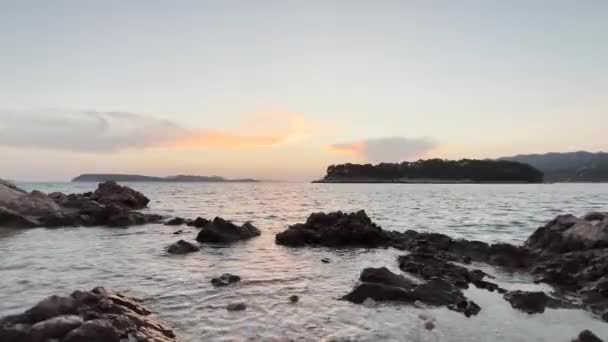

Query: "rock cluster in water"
left=196, top=217, right=260, bottom=243
left=0, top=287, right=176, bottom=342
left=0, top=180, right=162, bottom=228
left=276, top=210, right=608, bottom=322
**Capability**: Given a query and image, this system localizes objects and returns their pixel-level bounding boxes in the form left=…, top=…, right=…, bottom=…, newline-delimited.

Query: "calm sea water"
left=1, top=182, right=608, bottom=341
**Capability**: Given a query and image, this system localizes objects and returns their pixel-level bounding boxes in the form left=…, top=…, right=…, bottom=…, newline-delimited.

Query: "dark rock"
left=165, top=217, right=189, bottom=226
left=226, top=303, right=247, bottom=311
left=275, top=210, right=391, bottom=247
left=321, top=258, right=331, bottom=263
left=92, top=181, right=150, bottom=209
left=188, top=217, right=210, bottom=228
left=0, top=287, right=176, bottom=342
left=0, top=206, right=39, bottom=228
left=343, top=282, right=414, bottom=304
left=29, top=315, right=84, bottom=341
left=424, top=321, right=435, bottom=331
left=173, top=229, right=184, bottom=235
left=398, top=252, right=486, bottom=289
left=166, top=240, right=200, bottom=254
left=289, top=295, right=299, bottom=303
left=503, top=290, right=549, bottom=314
left=526, top=213, right=608, bottom=253
left=360, top=267, right=415, bottom=289
left=572, top=330, right=604, bottom=342
left=196, top=217, right=260, bottom=243
left=62, top=319, right=120, bottom=342
left=211, top=274, right=241, bottom=287
left=343, top=267, right=480, bottom=317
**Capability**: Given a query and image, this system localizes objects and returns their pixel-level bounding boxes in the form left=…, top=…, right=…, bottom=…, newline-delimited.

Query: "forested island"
left=314, top=159, right=544, bottom=183
left=72, top=174, right=258, bottom=183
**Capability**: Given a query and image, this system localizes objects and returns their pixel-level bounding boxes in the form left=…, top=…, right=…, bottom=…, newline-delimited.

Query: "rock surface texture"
left=0, top=287, right=177, bottom=342
left=0, top=180, right=163, bottom=228
left=196, top=217, right=260, bottom=243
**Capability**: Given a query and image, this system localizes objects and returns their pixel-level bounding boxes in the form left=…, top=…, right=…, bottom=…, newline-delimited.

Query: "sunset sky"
left=1, top=1, right=607, bottom=181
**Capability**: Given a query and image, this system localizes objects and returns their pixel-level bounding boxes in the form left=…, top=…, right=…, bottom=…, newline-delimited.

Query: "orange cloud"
left=163, top=112, right=317, bottom=150
left=329, top=137, right=438, bottom=162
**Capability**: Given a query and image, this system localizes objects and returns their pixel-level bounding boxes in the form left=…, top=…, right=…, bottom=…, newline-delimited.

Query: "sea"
left=1, top=182, right=608, bottom=341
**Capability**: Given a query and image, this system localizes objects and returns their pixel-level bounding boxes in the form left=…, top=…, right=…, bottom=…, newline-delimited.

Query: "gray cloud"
left=0, top=110, right=186, bottom=153
left=330, top=137, right=438, bottom=162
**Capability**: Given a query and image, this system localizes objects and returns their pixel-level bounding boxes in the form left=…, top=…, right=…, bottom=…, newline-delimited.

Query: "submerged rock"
left=166, top=240, right=200, bottom=254
left=211, top=274, right=241, bottom=287
left=275, top=210, right=391, bottom=247
left=289, top=295, right=299, bottom=303
left=572, top=330, right=604, bottom=342
left=165, top=217, right=190, bottom=226
left=503, top=290, right=549, bottom=314
left=342, top=267, right=481, bottom=317
left=91, top=181, right=150, bottom=209
left=196, top=217, right=260, bottom=243
left=0, top=287, right=176, bottom=342
left=226, top=303, right=247, bottom=311
left=398, top=252, right=487, bottom=289
left=188, top=217, right=210, bottom=228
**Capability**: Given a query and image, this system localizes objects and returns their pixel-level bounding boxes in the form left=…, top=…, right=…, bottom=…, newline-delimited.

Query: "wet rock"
left=424, top=320, right=435, bottom=331
left=0, top=287, right=176, bottom=342
left=321, top=258, right=331, bottom=263
left=360, top=267, right=415, bottom=289
left=196, top=217, right=260, bottom=243
left=165, top=217, right=189, bottom=226
left=0, top=206, right=39, bottom=228
left=166, top=239, right=200, bottom=254
left=91, top=181, right=150, bottom=209
left=397, top=252, right=486, bottom=289
left=527, top=213, right=608, bottom=253
left=226, top=303, right=247, bottom=311
left=503, top=290, right=549, bottom=314
left=572, top=330, right=604, bottom=342
left=211, top=273, right=241, bottom=287
left=275, top=210, right=391, bottom=247
left=29, top=315, right=84, bottom=341
left=342, top=267, right=480, bottom=317
left=173, top=229, right=184, bottom=235
left=4, top=191, right=62, bottom=217
left=96, top=203, right=163, bottom=227
left=289, top=295, right=299, bottom=303
left=62, top=319, right=120, bottom=342
left=188, top=217, right=210, bottom=228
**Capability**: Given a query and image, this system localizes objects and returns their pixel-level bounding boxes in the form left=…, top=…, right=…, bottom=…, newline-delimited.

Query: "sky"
left=1, top=1, right=607, bottom=181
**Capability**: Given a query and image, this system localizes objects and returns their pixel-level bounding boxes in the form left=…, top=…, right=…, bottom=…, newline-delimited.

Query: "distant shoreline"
left=72, top=174, right=259, bottom=183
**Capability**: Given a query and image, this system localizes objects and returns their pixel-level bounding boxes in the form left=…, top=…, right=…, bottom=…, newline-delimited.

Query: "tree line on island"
left=316, top=158, right=544, bottom=183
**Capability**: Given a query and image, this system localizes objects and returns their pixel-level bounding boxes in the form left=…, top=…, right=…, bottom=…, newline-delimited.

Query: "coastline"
left=312, top=178, right=544, bottom=184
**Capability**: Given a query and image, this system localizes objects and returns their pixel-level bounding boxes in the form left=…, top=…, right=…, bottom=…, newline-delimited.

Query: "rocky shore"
left=0, top=180, right=163, bottom=228
left=276, top=210, right=608, bottom=325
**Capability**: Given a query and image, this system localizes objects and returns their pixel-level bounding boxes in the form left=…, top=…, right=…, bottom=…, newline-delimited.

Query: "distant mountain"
left=72, top=174, right=258, bottom=183
left=500, top=151, right=608, bottom=182
left=314, top=159, right=543, bottom=183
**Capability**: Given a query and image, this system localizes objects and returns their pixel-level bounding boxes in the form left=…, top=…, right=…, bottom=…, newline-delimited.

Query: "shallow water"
left=1, top=182, right=608, bottom=341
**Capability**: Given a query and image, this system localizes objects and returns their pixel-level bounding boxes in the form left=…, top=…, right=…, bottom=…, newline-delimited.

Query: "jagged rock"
left=0, top=178, right=26, bottom=205
left=196, top=218, right=260, bottom=243
left=187, top=217, right=209, bottom=228
left=4, top=191, right=61, bottom=216
left=165, top=217, right=189, bottom=226
left=275, top=210, right=391, bottom=247
left=226, top=303, right=247, bottom=311
left=503, top=290, right=549, bottom=314
left=0, top=206, right=39, bottom=228
left=527, top=213, right=608, bottom=253
left=0, top=287, right=176, bottom=342
left=342, top=267, right=480, bottom=317
left=29, top=315, right=84, bottom=341
left=398, top=252, right=486, bottom=289
left=166, top=240, right=200, bottom=254
left=211, top=274, right=241, bottom=287
left=91, top=181, right=150, bottom=209
left=572, top=330, right=604, bottom=342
